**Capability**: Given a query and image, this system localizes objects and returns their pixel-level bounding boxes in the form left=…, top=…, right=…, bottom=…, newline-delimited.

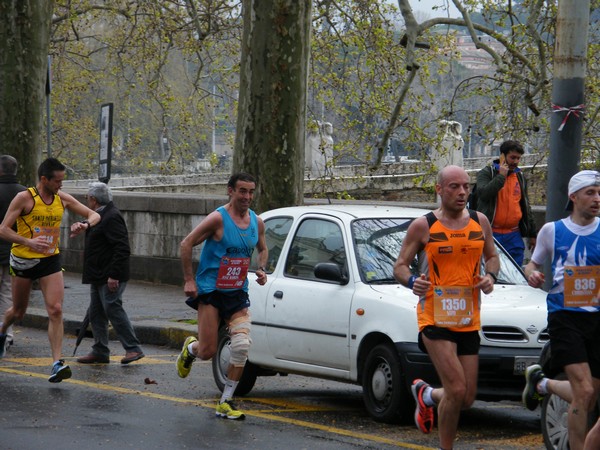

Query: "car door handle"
left=273, top=290, right=283, bottom=299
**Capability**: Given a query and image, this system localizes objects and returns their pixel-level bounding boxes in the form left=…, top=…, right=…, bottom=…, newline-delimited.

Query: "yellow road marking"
left=1, top=356, right=169, bottom=365
left=0, top=365, right=433, bottom=450
left=245, top=396, right=351, bottom=411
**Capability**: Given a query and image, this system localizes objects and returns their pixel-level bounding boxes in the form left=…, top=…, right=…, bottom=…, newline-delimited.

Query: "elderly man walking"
left=74, top=182, right=144, bottom=365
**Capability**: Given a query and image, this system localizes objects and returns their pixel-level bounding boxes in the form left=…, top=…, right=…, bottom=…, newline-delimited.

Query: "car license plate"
left=514, top=357, right=539, bottom=375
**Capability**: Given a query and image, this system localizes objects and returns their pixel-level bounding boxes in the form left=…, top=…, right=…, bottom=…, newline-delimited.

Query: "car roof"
left=259, top=204, right=434, bottom=221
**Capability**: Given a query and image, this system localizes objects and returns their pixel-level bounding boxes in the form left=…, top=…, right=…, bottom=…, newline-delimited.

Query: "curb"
left=22, top=308, right=196, bottom=351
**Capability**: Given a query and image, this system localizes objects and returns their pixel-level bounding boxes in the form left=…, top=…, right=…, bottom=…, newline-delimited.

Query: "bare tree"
left=2, top=0, right=596, bottom=202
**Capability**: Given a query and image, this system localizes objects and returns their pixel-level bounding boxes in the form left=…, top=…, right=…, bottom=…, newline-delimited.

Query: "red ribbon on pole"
left=552, top=103, right=585, bottom=131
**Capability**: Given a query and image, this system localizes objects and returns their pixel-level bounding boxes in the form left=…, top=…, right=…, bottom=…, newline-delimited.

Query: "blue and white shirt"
left=531, top=216, right=600, bottom=314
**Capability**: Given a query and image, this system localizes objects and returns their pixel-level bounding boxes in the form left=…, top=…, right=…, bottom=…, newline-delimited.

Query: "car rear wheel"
left=361, top=343, right=410, bottom=423
left=211, top=325, right=258, bottom=396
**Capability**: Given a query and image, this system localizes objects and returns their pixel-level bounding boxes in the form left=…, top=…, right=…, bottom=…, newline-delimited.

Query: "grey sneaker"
left=48, top=360, right=72, bottom=383
left=522, top=364, right=545, bottom=410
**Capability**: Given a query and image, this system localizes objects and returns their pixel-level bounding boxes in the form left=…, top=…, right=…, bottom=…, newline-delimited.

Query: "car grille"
left=481, top=326, right=550, bottom=343
left=538, top=328, right=550, bottom=343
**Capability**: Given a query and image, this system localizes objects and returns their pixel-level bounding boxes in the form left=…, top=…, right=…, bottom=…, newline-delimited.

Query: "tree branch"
left=370, top=67, right=418, bottom=170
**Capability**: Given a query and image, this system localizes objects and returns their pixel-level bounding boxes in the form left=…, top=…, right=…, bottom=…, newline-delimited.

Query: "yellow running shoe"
left=215, top=400, right=245, bottom=420
left=176, top=336, right=198, bottom=378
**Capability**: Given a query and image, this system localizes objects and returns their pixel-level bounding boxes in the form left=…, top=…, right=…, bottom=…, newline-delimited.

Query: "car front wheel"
left=211, top=325, right=258, bottom=396
left=361, top=343, right=410, bottom=423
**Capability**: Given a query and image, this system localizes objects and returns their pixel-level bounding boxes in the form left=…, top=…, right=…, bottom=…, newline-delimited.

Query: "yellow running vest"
left=12, top=187, right=64, bottom=259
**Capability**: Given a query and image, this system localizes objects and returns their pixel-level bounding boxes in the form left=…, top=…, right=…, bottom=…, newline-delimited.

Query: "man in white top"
left=522, top=170, right=600, bottom=450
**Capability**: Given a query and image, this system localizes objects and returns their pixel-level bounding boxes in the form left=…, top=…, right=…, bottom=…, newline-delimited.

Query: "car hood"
left=478, top=284, right=547, bottom=314
left=369, top=283, right=548, bottom=346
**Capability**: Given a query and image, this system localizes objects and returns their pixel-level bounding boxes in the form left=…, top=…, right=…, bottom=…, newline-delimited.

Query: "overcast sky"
left=405, top=0, right=461, bottom=18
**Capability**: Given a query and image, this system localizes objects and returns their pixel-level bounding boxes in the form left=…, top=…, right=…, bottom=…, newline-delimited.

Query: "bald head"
left=436, top=165, right=470, bottom=213
left=437, top=165, right=468, bottom=186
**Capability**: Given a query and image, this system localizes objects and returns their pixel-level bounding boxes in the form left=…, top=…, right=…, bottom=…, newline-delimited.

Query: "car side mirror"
left=314, top=262, right=349, bottom=285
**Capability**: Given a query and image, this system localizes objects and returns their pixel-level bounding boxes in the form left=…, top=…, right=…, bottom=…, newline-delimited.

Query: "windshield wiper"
left=366, top=277, right=398, bottom=284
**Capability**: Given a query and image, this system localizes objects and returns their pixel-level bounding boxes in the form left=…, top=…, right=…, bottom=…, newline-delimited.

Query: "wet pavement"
left=2, top=326, right=545, bottom=450
left=5, top=274, right=547, bottom=449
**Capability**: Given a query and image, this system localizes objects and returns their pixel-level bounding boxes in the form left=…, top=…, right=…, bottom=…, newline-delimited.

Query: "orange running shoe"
left=411, top=379, right=434, bottom=434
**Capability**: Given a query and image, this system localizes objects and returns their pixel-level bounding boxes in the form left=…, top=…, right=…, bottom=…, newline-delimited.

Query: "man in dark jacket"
left=75, top=182, right=144, bottom=364
left=0, top=155, right=26, bottom=351
left=475, top=140, right=537, bottom=266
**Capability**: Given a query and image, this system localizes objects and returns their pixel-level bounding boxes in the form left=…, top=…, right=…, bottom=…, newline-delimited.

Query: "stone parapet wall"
left=62, top=154, right=546, bottom=196
left=60, top=191, right=228, bottom=285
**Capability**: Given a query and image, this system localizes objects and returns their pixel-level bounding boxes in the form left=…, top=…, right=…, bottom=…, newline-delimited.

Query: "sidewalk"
left=21, top=271, right=197, bottom=353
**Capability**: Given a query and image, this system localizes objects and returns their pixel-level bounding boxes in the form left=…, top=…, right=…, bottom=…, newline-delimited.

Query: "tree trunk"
left=0, top=1, right=54, bottom=185
left=542, top=0, right=589, bottom=290
left=233, top=0, right=312, bottom=212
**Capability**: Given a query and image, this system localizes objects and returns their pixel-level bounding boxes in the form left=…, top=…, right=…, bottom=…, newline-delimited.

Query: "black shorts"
left=548, top=310, right=600, bottom=377
left=10, top=254, right=62, bottom=280
left=418, top=325, right=481, bottom=356
left=185, top=290, right=250, bottom=320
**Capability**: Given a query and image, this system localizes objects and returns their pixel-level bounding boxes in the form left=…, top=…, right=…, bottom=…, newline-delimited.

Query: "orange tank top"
left=417, top=210, right=485, bottom=332
left=492, top=171, right=522, bottom=232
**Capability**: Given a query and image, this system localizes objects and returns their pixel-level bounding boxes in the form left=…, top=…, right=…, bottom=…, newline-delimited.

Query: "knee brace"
left=228, top=314, right=252, bottom=367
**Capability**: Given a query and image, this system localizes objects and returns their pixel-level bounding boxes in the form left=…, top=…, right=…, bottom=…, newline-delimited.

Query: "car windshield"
left=351, top=218, right=528, bottom=286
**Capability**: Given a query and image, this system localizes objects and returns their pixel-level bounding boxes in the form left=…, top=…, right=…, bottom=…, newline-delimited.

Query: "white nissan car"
left=212, top=204, right=549, bottom=423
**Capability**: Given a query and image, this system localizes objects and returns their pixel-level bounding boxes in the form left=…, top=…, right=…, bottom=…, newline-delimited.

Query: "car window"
left=250, top=216, right=293, bottom=273
left=284, top=218, right=347, bottom=280
left=352, top=218, right=413, bottom=283
left=351, top=217, right=528, bottom=285
left=490, top=242, right=528, bottom=285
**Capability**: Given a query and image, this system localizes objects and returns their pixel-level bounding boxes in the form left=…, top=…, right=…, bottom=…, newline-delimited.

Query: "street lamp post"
left=546, top=0, right=590, bottom=223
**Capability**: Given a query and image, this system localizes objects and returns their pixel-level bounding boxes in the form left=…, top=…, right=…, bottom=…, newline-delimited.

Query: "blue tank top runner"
left=196, top=206, right=259, bottom=294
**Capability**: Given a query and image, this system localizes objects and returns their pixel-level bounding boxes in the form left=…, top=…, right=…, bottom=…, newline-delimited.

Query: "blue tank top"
left=547, top=218, right=600, bottom=314
left=196, top=206, right=259, bottom=294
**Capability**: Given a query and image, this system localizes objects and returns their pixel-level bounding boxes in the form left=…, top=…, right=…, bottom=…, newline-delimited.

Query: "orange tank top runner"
left=11, top=187, right=65, bottom=259
left=417, top=211, right=485, bottom=333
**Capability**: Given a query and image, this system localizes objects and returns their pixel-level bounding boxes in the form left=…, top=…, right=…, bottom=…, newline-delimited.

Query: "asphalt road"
left=0, top=327, right=546, bottom=450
